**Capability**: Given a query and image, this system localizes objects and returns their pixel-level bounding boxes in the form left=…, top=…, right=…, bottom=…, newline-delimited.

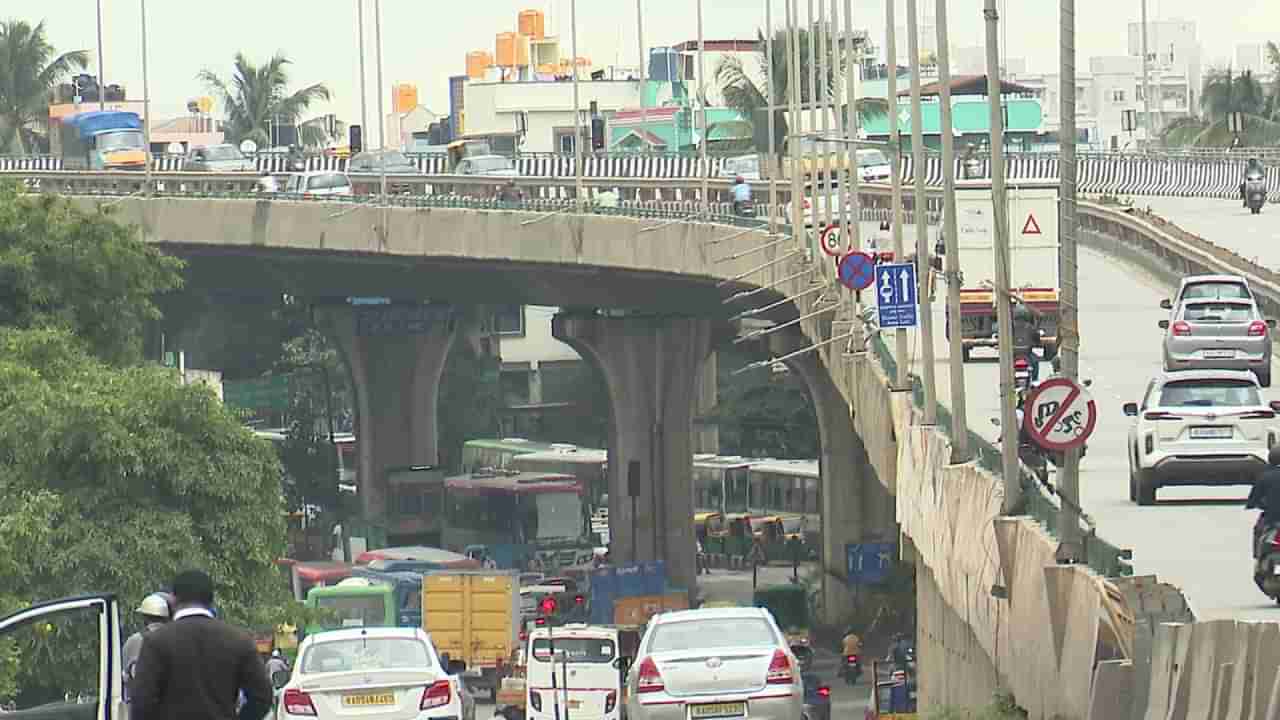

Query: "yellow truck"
left=422, top=570, right=521, bottom=702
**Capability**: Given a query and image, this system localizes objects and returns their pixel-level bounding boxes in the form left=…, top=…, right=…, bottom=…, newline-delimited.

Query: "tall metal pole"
left=95, top=0, right=106, bottom=111
left=906, top=0, right=936, bottom=424
left=140, top=0, right=152, bottom=192
left=766, top=0, right=778, bottom=235
left=841, top=0, right=860, bottom=269
left=886, top=0, right=907, bottom=390
left=788, top=0, right=805, bottom=251
left=830, top=0, right=848, bottom=240
left=935, top=0, right=967, bottom=460
left=697, top=0, right=709, bottom=219
left=637, top=0, right=647, bottom=155
left=1058, top=0, right=1082, bottom=557
left=985, top=0, right=1020, bottom=513
left=817, top=0, right=832, bottom=231
left=571, top=0, right=584, bottom=211
left=374, top=0, right=387, bottom=202
left=358, top=0, right=369, bottom=139
left=1139, top=0, right=1152, bottom=144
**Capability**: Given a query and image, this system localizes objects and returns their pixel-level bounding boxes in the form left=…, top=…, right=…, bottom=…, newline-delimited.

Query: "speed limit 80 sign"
left=1022, top=377, right=1097, bottom=452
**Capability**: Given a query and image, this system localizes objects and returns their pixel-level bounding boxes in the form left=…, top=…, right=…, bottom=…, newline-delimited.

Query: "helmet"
left=1269, top=445, right=1280, bottom=467
left=271, top=649, right=283, bottom=658
left=735, top=175, right=745, bottom=184
left=136, top=593, right=171, bottom=620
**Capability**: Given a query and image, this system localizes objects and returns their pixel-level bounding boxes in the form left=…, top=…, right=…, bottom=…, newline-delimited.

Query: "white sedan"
left=1124, top=369, right=1280, bottom=505
left=278, top=627, right=475, bottom=720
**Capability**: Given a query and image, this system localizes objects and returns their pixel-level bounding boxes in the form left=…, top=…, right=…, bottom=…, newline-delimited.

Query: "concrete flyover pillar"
left=552, top=311, right=713, bottom=601
left=318, top=303, right=458, bottom=524
left=773, top=328, right=894, bottom=627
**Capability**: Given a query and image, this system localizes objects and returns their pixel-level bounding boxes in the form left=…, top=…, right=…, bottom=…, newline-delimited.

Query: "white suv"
left=1124, top=369, right=1280, bottom=505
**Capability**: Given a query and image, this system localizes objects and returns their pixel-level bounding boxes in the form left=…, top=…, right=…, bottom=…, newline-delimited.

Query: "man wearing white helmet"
left=122, top=592, right=172, bottom=702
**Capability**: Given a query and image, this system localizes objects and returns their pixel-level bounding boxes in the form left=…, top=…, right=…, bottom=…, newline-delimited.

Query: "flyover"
left=10, top=169, right=1280, bottom=717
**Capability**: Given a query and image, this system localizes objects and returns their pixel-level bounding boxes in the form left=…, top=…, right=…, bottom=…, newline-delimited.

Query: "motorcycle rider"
left=841, top=626, right=862, bottom=657
left=1241, top=157, right=1265, bottom=208
left=1245, top=445, right=1280, bottom=557
left=732, top=175, right=753, bottom=216
left=1011, top=301, right=1041, bottom=384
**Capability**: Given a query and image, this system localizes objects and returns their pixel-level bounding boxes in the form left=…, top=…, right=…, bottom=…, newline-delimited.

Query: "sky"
left=20, top=0, right=1280, bottom=128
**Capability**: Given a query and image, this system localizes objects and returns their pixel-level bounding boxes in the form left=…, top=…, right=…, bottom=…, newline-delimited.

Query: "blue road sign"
left=875, top=262, right=919, bottom=329
left=845, top=542, right=895, bottom=585
left=838, top=251, right=877, bottom=291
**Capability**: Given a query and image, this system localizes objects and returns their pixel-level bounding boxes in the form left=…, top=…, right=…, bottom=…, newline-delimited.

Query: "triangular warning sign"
left=1022, top=213, right=1042, bottom=235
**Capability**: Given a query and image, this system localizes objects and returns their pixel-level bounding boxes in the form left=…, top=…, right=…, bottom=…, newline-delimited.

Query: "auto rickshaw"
left=753, top=584, right=813, bottom=665
left=724, top=513, right=756, bottom=558
left=695, top=512, right=727, bottom=554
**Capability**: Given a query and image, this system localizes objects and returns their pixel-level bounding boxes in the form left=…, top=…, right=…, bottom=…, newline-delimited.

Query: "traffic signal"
left=540, top=596, right=558, bottom=616
left=590, top=117, right=605, bottom=150
left=349, top=124, right=363, bottom=155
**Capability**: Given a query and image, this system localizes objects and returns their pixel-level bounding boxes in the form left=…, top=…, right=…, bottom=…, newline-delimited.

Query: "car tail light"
left=845, top=655, right=858, bottom=663
left=1014, top=357, right=1029, bottom=370
left=636, top=656, right=664, bottom=694
left=817, top=686, right=831, bottom=698
left=767, top=649, right=794, bottom=685
left=1170, top=321, right=1192, bottom=336
left=420, top=680, right=452, bottom=710
left=1239, top=410, right=1276, bottom=420
left=574, top=594, right=585, bottom=606
left=1144, top=411, right=1182, bottom=421
left=605, top=690, right=618, bottom=713
left=1249, top=321, right=1268, bottom=337
left=1272, top=532, right=1280, bottom=549
left=282, top=688, right=317, bottom=716
left=529, top=691, right=543, bottom=712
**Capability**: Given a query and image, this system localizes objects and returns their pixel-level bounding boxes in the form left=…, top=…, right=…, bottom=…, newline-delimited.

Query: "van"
left=526, top=625, right=624, bottom=720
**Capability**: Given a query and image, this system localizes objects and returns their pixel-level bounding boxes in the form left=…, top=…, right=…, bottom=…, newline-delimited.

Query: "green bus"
left=509, top=445, right=608, bottom=512
left=460, top=438, right=561, bottom=473
left=304, top=578, right=397, bottom=632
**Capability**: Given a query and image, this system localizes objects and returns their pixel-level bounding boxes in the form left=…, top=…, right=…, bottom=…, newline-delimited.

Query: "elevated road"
left=1142, top=196, right=1280, bottom=269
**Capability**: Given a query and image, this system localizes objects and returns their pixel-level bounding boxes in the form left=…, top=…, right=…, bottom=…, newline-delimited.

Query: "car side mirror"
left=447, top=659, right=467, bottom=675
left=1269, top=319, right=1277, bottom=329
left=1123, top=402, right=1139, bottom=416
left=271, top=670, right=290, bottom=689
left=1157, top=320, right=1170, bottom=330
left=1159, top=299, right=1172, bottom=310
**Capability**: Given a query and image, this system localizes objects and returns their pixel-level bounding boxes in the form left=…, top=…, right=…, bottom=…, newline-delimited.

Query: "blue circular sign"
left=838, top=251, right=877, bottom=291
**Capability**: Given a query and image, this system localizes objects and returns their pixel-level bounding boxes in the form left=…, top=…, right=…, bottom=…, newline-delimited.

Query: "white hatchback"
left=1124, top=369, right=1280, bottom=505
left=279, top=627, right=474, bottom=720
left=285, top=171, right=354, bottom=197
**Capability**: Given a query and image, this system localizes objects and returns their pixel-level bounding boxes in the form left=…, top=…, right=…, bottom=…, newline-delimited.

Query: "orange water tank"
left=466, top=51, right=491, bottom=79
left=392, top=83, right=418, bottom=114
left=518, top=9, right=545, bottom=39
left=496, top=32, right=518, bottom=67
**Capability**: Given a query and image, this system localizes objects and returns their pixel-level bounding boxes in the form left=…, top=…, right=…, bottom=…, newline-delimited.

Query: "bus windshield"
left=534, top=491, right=584, bottom=540
left=314, top=593, right=390, bottom=627
left=96, top=130, right=144, bottom=151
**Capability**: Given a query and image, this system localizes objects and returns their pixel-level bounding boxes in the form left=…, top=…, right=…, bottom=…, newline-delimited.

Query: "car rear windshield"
left=308, top=173, right=350, bottom=190
left=1183, top=303, right=1253, bottom=323
left=1181, top=282, right=1249, bottom=300
left=857, top=150, right=888, bottom=167
left=647, top=618, right=777, bottom=653
left=301, top=637, right=432, bottom=673
left=1158, top=380, right=1261, bottom=408
left=205, top=146, right=243, bottom=161
left=530, top=638, right=616, bottom=663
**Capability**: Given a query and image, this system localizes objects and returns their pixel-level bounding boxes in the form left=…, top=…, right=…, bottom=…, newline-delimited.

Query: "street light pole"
left=985, top=0, right=1021, bottom=513
left=95, top=0, right=106, bottom=111
left=358, top=0, right=369, bottom=138
left=885, top=0, right=907, bottom=391
left=374, top=0, right=387, bottom=203
left=697, top=0, right=709, bottom=219
left=140, top=0, right=152, bottom=192
left=906, top=0, right=937, bottom=424
left=935, top=0, right=968, bottom=460
left=571, top=0, right=584, bottom=212
left=765, top=0, right=777, bottom=235
left=1057, top=0, right=1083, bottom=560
left=637, top=0, right=647, bottom=172
left=1140, top=0, right=1152, bottom=144
left=787, top=0, right=805, bottom=248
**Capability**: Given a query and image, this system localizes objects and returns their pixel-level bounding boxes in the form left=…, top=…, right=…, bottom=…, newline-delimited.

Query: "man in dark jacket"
left=1011, top=302, right=1041, bottom=383
left=1247, top=446, right=1280, bottom=557
left=131, top=570, right=272, bottom=720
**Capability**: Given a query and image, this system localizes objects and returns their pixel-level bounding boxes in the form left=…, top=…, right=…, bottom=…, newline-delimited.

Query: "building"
left=1126, top=18, right=1202, bottom=127
left=490, top=305, right=595, bottom=439
left=860, top=75, right=1046, bottom=152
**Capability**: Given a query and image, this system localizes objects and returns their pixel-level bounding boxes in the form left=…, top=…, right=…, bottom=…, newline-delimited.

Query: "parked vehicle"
left=277, top=626, right=474, bottom=720
left=183, top=143, right=254, bottom=172
left=422, top=570, right=521, bottom=701
left=348, top=150, right=419, bottom=195
left=624, top=606, right=803, bottom=720
left=1245, top=171, right=1267, bottom=214
left=1159, top=297, right=1275, bottom=386
left=1124, top=370, right=1280, bottom=505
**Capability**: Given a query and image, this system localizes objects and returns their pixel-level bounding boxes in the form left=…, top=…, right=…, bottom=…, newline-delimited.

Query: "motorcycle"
left=840, top=653, right=861, bottom=686
left=1014, top=355, right=1033, bottom=391
left=1245, top=172, right=1267, bottom=215
left=733, top=198, right=756, bottom=218
left=1253, top=522, right=1280, bottom=603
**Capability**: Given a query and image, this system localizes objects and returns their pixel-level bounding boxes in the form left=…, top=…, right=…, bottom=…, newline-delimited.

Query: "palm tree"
left=716, top=27, right=885, bottom=152
left=1265, top=41, right=1280, bottom=120
left=1161, top=67, right=1280, bottom=147
left=0, top=20, right=88, bottom=154
left=198, top=53, right=331, bottom=149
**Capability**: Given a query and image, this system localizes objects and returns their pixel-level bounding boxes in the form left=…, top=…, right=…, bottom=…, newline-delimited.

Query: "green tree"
left=0, top=185, right=184, bottom=365
left=0, top=20, right=87, bottom=154
left=716, top=26, right=886, bottom=149
left=1161, top=67, right=1280, bottom=147
left=198, top=53, right=332, bottom=149
left=275, top=326, right=349, bottom=516
left=709, top=348, right=818, bottom=459
left=438, top=340, right=504, bottom=471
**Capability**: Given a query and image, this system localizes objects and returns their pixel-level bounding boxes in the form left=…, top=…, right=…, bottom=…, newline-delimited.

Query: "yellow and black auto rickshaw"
left=695, top=512, right=727, bottom=554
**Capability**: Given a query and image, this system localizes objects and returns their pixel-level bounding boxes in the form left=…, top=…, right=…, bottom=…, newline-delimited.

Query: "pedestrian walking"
left=122, top=592, right=172, bottom=702
left=130, top=569, right=273, bottom=720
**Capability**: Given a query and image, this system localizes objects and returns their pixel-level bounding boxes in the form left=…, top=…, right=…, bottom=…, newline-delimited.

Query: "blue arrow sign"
left=845, top=542, right=896, bottom=585
left=876, top=262, right=919, bottom=329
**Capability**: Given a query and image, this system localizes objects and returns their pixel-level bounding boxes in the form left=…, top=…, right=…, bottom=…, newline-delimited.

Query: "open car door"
left=0, top=594, right=124, bottom=720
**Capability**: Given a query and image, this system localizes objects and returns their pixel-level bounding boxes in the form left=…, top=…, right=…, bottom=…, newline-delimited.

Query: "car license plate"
left=690, top=702, right=747, bottom=719
left=343, top=693, right=396, bottom=707
left=1204, top=349, right=1235, bottom=359
left=1189, top=427, right=1232, bottom=439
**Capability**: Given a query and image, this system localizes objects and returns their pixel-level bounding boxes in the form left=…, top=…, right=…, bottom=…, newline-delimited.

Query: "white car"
left=855, top=148, right=892, bottom=183
left=285, top=171, right=354, bottom=197
left=279, top=627, right=475, bottom=720
left=1124, top=369, right=1280, bottom=505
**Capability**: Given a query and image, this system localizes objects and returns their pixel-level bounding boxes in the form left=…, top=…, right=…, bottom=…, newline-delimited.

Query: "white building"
left=463, top=78, right=653, bottom=154
left=493, top=305, right=582, bottom=408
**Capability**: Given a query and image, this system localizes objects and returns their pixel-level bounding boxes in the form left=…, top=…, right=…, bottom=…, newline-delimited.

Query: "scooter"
left=840, top=653, right=861, bottom=685
left=1245, top=173, right=1267, bottom=215
left=1253, top=522, right=1280, bottom=603
left=734, top=198, right=756, bottom=218
left=1014, top=355, right=1033, bottom=391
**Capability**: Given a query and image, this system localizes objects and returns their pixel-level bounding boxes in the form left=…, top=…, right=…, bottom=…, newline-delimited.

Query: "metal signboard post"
left=876, top=262, right=919, bottom=329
